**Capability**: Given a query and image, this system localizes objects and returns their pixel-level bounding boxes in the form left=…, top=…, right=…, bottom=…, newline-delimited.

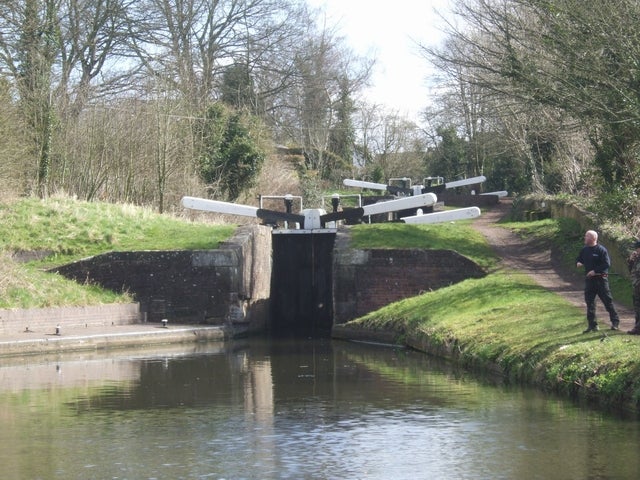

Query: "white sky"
left=307, top=0, right=452, bottom=124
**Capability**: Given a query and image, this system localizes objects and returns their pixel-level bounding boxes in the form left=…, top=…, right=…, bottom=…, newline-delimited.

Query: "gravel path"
left=471, top=200, right=635, bottom=331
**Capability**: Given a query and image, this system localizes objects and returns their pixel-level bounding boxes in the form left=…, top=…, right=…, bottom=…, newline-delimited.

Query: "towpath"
left=471, top=200, right=635, bottom=332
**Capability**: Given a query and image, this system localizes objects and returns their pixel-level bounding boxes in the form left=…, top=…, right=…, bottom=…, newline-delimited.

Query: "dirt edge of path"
left=471, top=200, right=634, bottom=331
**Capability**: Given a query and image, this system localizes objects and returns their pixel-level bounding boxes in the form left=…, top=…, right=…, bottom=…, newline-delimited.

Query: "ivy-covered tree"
left=220, top=63, right=258, bottom=112
left=327, top=76, right=356, bottom=180
left=194, top=103, right=266, bottom=201
left=9, top=0, right=59, bottom=197
left=0, top=76, right=30, bottom=195
left=427, top=126, right=468, bottom=181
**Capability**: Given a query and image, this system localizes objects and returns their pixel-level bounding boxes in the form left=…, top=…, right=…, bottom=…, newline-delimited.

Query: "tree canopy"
left=420, top=0, right=640, bottom=207
left=1, top=0, right=639, bottom=230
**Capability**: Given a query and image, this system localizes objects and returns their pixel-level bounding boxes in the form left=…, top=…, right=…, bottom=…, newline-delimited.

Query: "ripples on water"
left=0, top=339, right=639, bottom=479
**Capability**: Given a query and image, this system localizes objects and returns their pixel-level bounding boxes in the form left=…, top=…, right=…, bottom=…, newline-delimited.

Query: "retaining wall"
left=51, top=225, right=273, bottom=331
left=439, top=192, right=500, bottom=207
left=332, top=230, right=486, bottom=324
left=0, top=303, right=141, bottom=335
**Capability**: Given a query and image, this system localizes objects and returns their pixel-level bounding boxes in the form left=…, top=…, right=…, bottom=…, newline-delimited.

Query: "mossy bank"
left=335, top=217, right=640, bottom=416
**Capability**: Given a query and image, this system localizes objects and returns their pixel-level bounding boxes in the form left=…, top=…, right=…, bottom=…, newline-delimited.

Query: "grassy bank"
left=339, top=217, right=640, bottom=414
left=0, top=196, right=235, bottom=309
left=503, top=216, right=634, bottom=305
left=349, top=220, right=497, bottom=270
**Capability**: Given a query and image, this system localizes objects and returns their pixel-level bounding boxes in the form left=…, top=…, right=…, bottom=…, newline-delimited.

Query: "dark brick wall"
left=48, top=224, right=485, bottom=332
left=51, top=225, right=272, bottom=328
left=439, top=192, right=500, bottom=207
left=332, top=231, right=486, bottom=324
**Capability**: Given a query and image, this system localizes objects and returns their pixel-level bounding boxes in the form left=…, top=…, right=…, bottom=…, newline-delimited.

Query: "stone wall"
left=439, top=192, right=501, bottom=207
left=332, top=230, right=486, bottom=324
left=51, top=225, right=273, bottom=331
left=0, top=303, right=141, bottom=335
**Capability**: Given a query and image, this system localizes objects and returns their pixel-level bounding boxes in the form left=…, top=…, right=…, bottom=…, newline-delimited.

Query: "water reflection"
left=0, top=339, right=638, bottom=479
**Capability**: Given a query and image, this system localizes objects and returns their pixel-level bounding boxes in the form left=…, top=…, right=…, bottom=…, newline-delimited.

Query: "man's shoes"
left=611, top=324, right=620, bottom=331
left=627, top=328, right=640, bottom=335
left=583, top=326, right=599, bottom=333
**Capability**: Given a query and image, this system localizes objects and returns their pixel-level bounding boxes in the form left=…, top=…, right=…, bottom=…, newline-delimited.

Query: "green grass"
left=346, top=272, right=640, bottom=411
left=0, top=196, right=236, bottom=308
left=0, top=258, right=127, bottom=308
left=500, top=216, right=633, bottom=308
left=349, top=221, right=498, bottom=270
left=500, top=216, right=582, bottom=270
left=342, top=216, right=640, bottom=412
left=0, top=196, right=235, bottom=265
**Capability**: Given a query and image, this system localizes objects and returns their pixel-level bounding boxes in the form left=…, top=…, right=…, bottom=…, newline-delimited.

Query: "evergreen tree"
left=195, top=104, right=266, bottom=201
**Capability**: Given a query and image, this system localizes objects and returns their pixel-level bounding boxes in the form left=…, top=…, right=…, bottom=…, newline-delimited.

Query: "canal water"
left=0, top=338, right=638, bottom=480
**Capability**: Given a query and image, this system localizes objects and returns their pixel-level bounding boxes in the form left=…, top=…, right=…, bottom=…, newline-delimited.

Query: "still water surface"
left=0, top=338, right=638, bottom=480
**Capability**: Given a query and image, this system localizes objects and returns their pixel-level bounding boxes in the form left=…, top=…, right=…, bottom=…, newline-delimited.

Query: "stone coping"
left=0, top=324, right=229, bottom=358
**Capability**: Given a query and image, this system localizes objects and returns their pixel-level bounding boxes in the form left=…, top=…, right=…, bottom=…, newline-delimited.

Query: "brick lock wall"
left=53, top=250, right=233, bottom=323
left=333, top=236, right=486, bottom=324
left=439, top=192, right=500, bottom=207
left=46, top=223, right=484, bottom=332
left=51, top=225, right=272, bottom=328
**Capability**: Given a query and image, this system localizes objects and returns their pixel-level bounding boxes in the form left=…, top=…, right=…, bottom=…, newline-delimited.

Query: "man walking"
left=576, top=230, right=620, bottom=333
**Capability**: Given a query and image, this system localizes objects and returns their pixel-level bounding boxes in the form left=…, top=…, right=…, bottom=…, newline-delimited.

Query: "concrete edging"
left=0, top=303, right=141, bottom=333
left=0, top=326, right=228, bottom=358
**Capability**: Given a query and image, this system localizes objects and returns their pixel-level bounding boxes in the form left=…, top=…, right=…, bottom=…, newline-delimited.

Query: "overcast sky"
left=307, top=0, right=451, bottom=123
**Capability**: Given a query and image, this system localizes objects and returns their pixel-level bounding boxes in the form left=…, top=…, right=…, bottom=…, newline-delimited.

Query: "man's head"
left=584, top=230, right=598, bottom=246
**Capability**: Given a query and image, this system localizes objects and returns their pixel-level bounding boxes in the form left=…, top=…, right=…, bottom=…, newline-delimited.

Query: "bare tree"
left=422, top=0, right=640, bottom=191
left=0, top=0, right=137, bottom=196
left=0, top=0, right=374, bottom=205
left=352, top=102, right=428, bottom=182
left=127, top=0, right=307, bottom=109
left=54, top=94, right=198, bottom=210
left=271, top=19, right=372, bottom=183
left=56, top=0, right=136, bottom=117
left=352, top=100, right=384, bottom=172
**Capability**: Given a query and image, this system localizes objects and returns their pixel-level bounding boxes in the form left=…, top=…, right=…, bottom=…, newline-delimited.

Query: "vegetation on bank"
left=345, top=273, right=640, bottom=412
left=502, top=214, right=634, bottom=305
left=343, top=214, right=640, bottom=414
left=349, top=220, right=498, bottom=271
left=0, top=196, right=235, bottom=309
